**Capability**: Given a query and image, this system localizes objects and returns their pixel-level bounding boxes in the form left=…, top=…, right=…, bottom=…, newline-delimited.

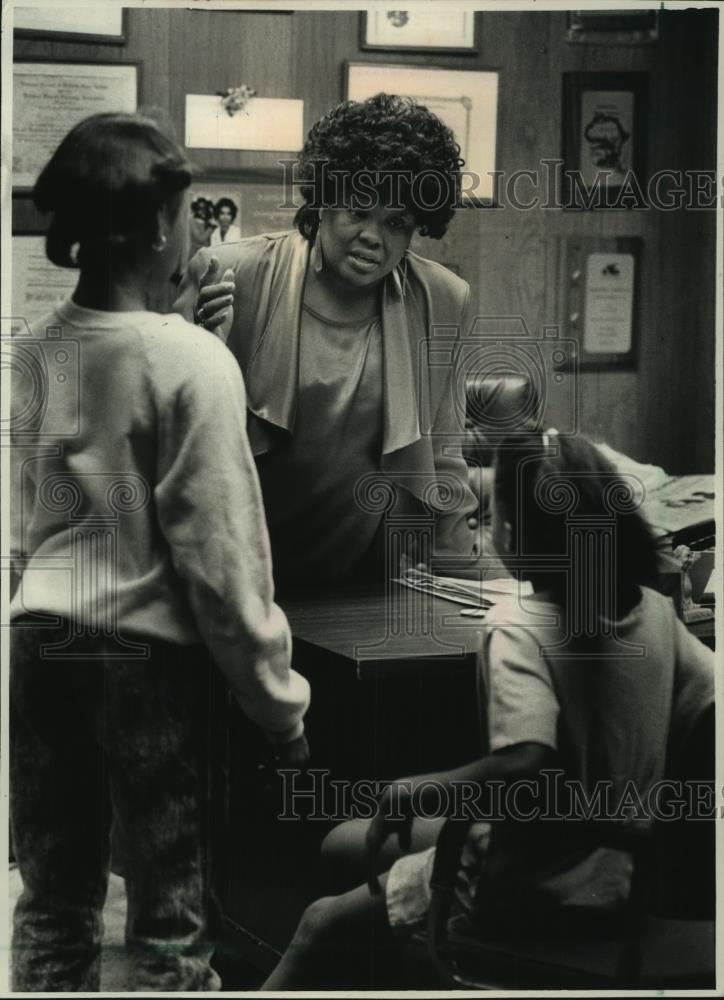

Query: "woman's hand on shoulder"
left=195, top=254, right=235, bottom=341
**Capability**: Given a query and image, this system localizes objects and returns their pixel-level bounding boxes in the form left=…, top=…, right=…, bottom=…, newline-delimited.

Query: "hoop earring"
left=152, top=234, right=168, bottom=253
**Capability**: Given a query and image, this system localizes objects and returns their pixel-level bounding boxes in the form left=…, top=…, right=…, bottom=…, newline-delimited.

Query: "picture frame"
left=14, top=7, right=128, bottom=45
left=188, top=183, right=243, bottom=261
left=561, top=72, right=648, bottom=210
left=566, top=9, right=659, bottom=46
left=360, top=9, right=479, bottom=54
left=187, top=173, right=298, bottom=255
left=345, top=63, right=498, bottom=203
left=555, top=237, right=642, bottom=370
left=12, top=60, right=139, bottom=189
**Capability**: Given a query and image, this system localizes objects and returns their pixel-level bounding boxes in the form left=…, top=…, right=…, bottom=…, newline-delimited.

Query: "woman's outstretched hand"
left=195, top=255, right=235, bottom=340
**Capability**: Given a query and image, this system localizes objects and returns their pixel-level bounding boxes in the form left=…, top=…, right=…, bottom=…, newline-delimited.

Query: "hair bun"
left=33, top=169, right=58, bottom=214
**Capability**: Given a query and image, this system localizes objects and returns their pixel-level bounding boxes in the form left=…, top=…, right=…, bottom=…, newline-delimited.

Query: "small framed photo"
left=562, top=72, right=647, bottom=209
left=555, top=237, right=642, bottom=370
left=346, top=63, right=498, bottom=203
left=188, top=184, right=243, bottom=260
left=14, top=7, right=128, bottom=44
left=566, top=9, right=659, bottom=46
left=360, top=9, right=479, bottom=53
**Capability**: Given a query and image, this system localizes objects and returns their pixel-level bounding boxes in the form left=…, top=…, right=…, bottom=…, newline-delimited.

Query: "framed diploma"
left=14, top=7, right=127, bottom=44
left=346, top=63, right=498, bottom=203
left=12, top=61, right=139, bottom=189
left=562, top=72, right=648, bottom=209
left=555, top=237, right=642, bottom=370
left=11, top=235, right=78, bottom=333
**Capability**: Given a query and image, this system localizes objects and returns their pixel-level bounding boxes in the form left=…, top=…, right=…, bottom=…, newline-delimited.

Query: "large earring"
left=311, top=226, right=324, bottom=274
left=400, top=255, right=409, bottom=296
left=152, top=233, right=168, bottom=253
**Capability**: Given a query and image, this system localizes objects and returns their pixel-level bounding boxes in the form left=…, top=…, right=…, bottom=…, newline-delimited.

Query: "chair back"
left=464, top=374, right=542, bottom=466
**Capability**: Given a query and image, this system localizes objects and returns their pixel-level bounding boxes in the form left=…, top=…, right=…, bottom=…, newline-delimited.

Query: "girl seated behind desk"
left=10, top=112, right=310, bottom=992
left=261, top=431, right=714, bottom=991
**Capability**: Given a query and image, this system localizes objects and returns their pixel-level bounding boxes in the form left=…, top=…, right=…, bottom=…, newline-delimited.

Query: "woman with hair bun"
left=175, top=94, right=497, bottom=585
left=10, top=112, right=309, bottom=991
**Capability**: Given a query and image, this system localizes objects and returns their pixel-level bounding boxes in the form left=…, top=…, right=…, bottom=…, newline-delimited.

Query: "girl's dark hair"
left=294, top=93, right=464, bottom=243
left=494, top=432, right=660, bottom=620
left=33, top=112, right=194, bottom=268
left=214, top=197, right=238, bottom=221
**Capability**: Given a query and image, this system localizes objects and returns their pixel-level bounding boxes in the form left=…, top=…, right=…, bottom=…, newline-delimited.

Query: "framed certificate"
left=346, top=63, right=498, bottom=203
left=12, top=61, right=139, bottom=189
left=14, top=7, right=128, bottom=44
left=555, top=237, right=642, bottom=370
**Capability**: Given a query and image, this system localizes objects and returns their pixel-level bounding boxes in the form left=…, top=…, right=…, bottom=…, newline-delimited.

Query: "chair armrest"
left=426, top=816, right=656, bottom=984
left=427, top=818, right=474, bottom=982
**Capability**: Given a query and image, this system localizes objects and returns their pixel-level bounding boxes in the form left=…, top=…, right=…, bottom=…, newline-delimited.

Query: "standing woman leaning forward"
left=175, top=94, right=497, bottom=586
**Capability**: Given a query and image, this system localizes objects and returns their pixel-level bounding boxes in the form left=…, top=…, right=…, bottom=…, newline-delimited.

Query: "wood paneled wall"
left=14, top=7, right=717, bottom=473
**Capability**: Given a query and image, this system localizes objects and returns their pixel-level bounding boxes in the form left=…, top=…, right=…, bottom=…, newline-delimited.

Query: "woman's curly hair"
left=294, top=93, right=464, bottom=242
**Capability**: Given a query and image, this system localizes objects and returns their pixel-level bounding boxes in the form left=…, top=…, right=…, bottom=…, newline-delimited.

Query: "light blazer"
left=174, top=230, right=480, bottom=567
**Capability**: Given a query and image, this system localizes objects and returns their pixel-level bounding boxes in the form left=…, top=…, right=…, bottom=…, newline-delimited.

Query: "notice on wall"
left=583, top=252, right=635, bottom=354
left=185, top=95, right=304, bottom=152
left=13, top=62, right=137, bottom=188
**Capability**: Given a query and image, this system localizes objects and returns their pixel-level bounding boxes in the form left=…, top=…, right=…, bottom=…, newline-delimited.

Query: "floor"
left=8, top=864, right=131, bottom=991
left=7, top=865, right=263, bottom=991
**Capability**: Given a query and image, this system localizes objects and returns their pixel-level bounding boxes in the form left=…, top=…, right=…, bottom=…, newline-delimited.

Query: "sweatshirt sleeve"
left=154, top=329, right=310, bottom=742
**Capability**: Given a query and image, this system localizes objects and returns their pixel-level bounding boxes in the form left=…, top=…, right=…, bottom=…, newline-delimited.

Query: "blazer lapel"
left=380, top=258, right=438, bottom=502
left=245, top=233, right=309, bottom=453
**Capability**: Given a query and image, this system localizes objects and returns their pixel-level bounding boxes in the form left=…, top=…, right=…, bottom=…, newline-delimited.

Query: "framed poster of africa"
left=562, top=72, right=648, bottom=210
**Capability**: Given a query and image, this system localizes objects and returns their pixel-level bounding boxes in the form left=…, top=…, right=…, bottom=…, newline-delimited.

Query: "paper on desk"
left=641, top=474, right=715, bottom=534
left=395, top=568, right=533, bottom=608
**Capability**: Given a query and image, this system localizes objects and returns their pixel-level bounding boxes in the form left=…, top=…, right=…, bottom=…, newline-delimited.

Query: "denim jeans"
left=10, top=619, right=229, bottom=992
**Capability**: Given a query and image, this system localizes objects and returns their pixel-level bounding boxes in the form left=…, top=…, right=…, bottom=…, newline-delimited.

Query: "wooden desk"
left=281, top=582, right=485, bottom=676
left=222, top=582, right=715, bottom=971
left=223, top=583, right=485, bottom=968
